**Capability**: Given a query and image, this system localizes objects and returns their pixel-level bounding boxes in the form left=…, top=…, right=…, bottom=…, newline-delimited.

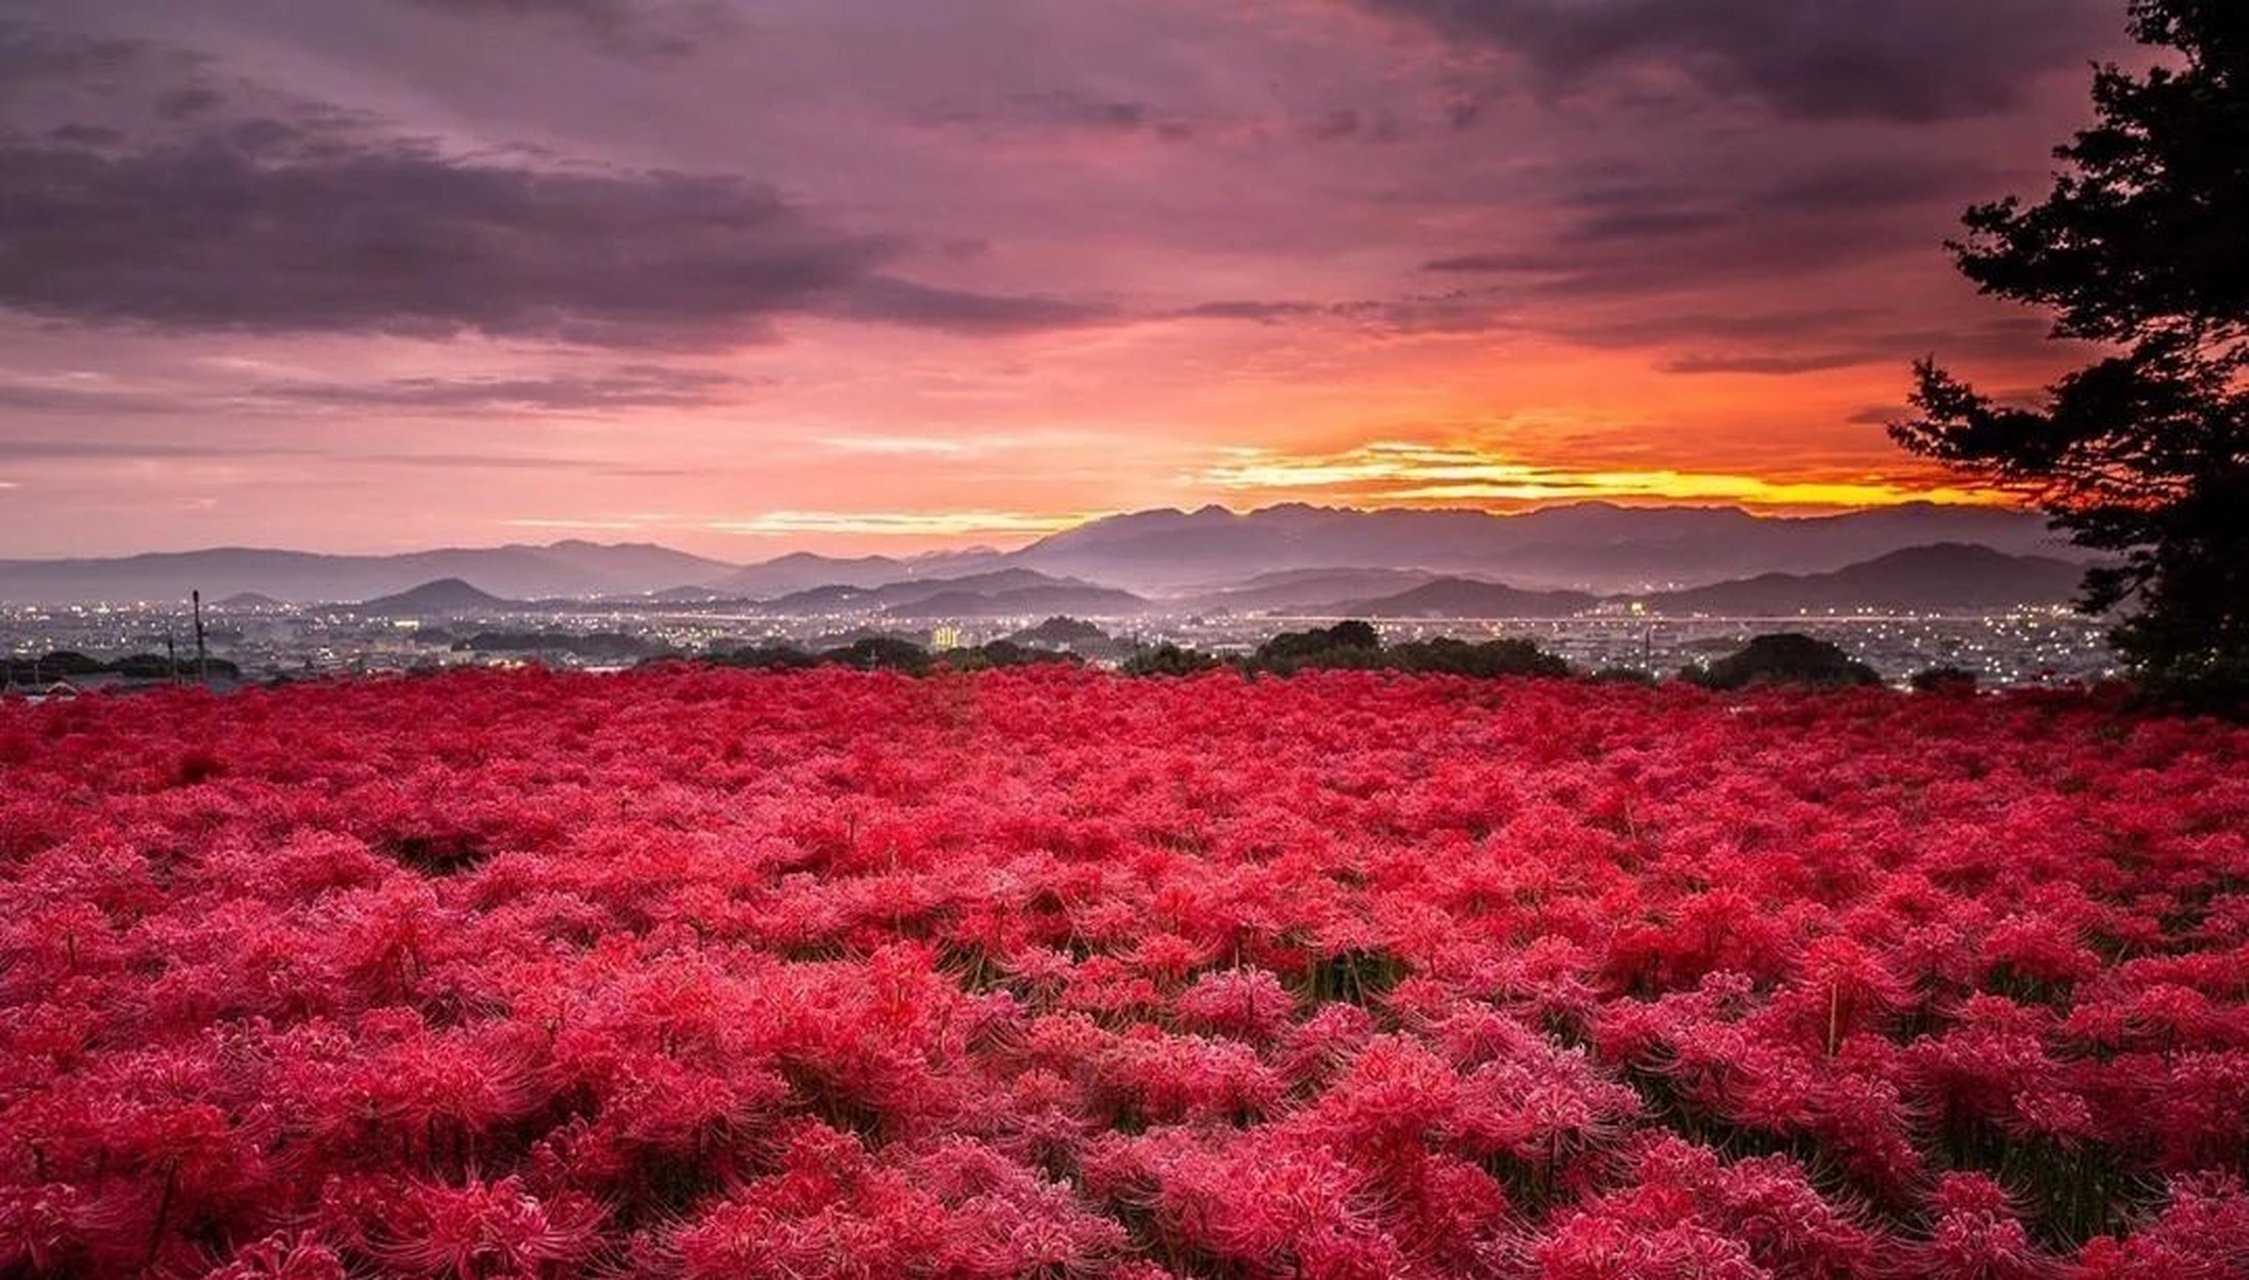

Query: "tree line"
left=705, top=620, right=1934, bottom=693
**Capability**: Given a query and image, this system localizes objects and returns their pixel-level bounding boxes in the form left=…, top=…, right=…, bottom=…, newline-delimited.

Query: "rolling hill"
left=756, top=569, right=1099, bottom=614
left=1006, top=502, right=2072, bottom=592
left=0, top=541, right=737, bottom=604
left=350, top=578, right=516, bottom=615
left=1, top=503, right=2086, bottom=607
left=1312, top=577, right=1602, bottom=619
left=1635, top=543, right=2088, bottom=614
left=1167, top=567, right=1444, bottom=615
left=881, top=585, right=1149, bottom=619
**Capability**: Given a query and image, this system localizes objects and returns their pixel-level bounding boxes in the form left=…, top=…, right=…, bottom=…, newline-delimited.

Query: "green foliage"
left=715, top=635, right=1087, bottom=675
left=1893, top=0, right=2249, bottom=704
left=820, top=636, right=934, bottom=674
left=1005, top=616, right=1108, bottom=648
left=1119, top=642, right=1228, bottom=677
left=1387, top=635, right=1571, bottom=678
left=1127, top=621, right=1572, bottom=680
left=708, top=643, right=820, bottom=670
left=105, top=654, right=183, bottom=679
left=17, top=651, right=103, bottom=677
left=939, top=640, right=1083, bottom=671
left=1252, top=620, right=1384, bottom=672
left=711, top=637, right=936, bottom=674
left=456, top=630, right=656, bottom=660
left=0, top=650, right=242, bottom=685
left=1910, top=665, right=1981, bottom=694
left=1685, top=634, right=1883, bottom=691
left=1298, top=946, right=1408, bottom=1007
left=710, top=621, right=1573, bottom=684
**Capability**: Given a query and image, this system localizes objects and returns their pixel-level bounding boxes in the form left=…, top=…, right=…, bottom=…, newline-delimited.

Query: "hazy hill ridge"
left=1011, top=502, right=2071, bottom=592
left=0, top=541, right=736, bottom=604
left=1635, top=543, right=2088, bottom=615
left=0, top=503, right=2078, bottom=605
left=1307, top=544, right=2089, bottom=619
left=348, top=578, right=514, bottom=615
left=327, top=546, right=2086, bottom=626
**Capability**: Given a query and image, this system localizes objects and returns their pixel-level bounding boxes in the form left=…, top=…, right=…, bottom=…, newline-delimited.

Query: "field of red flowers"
left=2, top=666, right=2247, bottom=1278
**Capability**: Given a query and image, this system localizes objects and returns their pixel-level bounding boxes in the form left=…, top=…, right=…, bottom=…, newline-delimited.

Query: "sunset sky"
left=0, top=0, right=2135, bottom=558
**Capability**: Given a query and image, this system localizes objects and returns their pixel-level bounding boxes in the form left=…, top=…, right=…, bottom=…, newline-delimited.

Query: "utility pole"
left=165, top=632, right=178, bottom=684
left=193, top=590, right=208, bottom=682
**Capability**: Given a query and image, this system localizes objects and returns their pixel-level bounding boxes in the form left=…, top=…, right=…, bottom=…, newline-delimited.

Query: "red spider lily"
left=1272, top=1002, right=1379, bottom=1092
left=1776, top=936, right=1914, bottom=1054
left=1448, top=1050, right=1641, bottom=1168
left=1, top=667, right=2245, bottom=1275
left=1897, top=1174, right=2061, bottom=1280
left=1302, top=1036, right=1460, bottom=1171
left=365, top=1175, right=604, bottom=1279
left=202, top=1231, right=348, bottom=1280
left=1083, top=1128, right=1413, bottom=1279
left=0, top=1184, right=86, bottom=1275
left=1532, top=1213, right=1769, bottom=1280
left=2070, top=1173, right=2249, bottom=1279
left=1173, top=967, right=1297, bottom=1045
left=672, top=1122, right=1125, bottom=1280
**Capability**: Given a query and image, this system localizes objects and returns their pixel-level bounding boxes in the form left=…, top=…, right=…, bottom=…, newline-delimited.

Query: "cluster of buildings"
left=2, top=594, right=2121, bottom=694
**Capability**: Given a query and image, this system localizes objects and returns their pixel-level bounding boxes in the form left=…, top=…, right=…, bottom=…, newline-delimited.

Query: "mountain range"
left=1630, top=543, right=2088, bottom=615
left=1007, top=502, right=2073, bottom=592
left=0, top=502, right=2082, bottom=606
left=1299, top=544, right=2088, bottom=618
left=1312, top=579, right=1600, bottom=619
left=302, top=542, right=2090, bottom=623
left=0, top=540, right=735, bottom=605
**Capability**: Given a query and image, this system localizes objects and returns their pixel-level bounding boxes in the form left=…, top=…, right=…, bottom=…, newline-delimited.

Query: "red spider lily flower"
left=1900, top=1174, right=2061, bottom=1280
left=1174, top=967, right=1297, bottom=1045
left=5, top=666, right=2248, bottom=1274
left=366, top=1176, right=605, bottom=1278
left=202, top=1231, right=348, bottom=1280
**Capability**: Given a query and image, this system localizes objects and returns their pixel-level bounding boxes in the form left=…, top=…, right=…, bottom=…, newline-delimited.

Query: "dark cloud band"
left=390, top=0, right=727, bottom=56
left=0, top=134, right=1121, bottom=346
left=0, top=139, right=882, bottom=345
left=1365, top=0, right=2114, bottom=122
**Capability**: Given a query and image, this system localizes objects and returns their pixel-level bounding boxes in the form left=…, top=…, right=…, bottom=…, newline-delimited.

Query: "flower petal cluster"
left=1, top=667, right=2244, bottom=1276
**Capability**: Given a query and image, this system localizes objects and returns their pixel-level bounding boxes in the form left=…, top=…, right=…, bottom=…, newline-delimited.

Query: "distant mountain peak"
left=1, top=502, right=2074, bottom=606
left=353, top=578, right=512, bottom=612
left=1008, top=500, right=2068, bottom=592
left=548, top=537, right=666, bottom=551
left=1637, top=542, right=2087, bottom=614
left=1861, top=541, right=2029, bottom=564
left=1320, top=576, right=1599, bottom=619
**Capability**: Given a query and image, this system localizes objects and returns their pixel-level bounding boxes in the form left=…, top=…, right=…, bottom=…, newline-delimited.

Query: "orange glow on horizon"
left=0, top=0, right=2111, bottom=560
left=1186, top=440, right=2018, bottom=517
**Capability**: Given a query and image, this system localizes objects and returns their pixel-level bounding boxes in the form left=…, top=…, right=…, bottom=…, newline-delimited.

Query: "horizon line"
left=0, top=496, right=2047, bottom=565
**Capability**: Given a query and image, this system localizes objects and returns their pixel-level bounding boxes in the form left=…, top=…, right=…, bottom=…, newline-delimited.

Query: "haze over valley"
left=1, top=501, right=2114, bottom=687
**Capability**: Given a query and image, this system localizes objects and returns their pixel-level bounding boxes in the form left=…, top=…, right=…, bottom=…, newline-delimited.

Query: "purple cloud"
left=1364, top=0, right=2117, bottom=122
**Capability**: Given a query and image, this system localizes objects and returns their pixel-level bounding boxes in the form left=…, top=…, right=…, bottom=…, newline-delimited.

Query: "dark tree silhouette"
left=1687, top=634, right=1883, bottom=692
left=1893, top=0, right=2249, bottom=701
